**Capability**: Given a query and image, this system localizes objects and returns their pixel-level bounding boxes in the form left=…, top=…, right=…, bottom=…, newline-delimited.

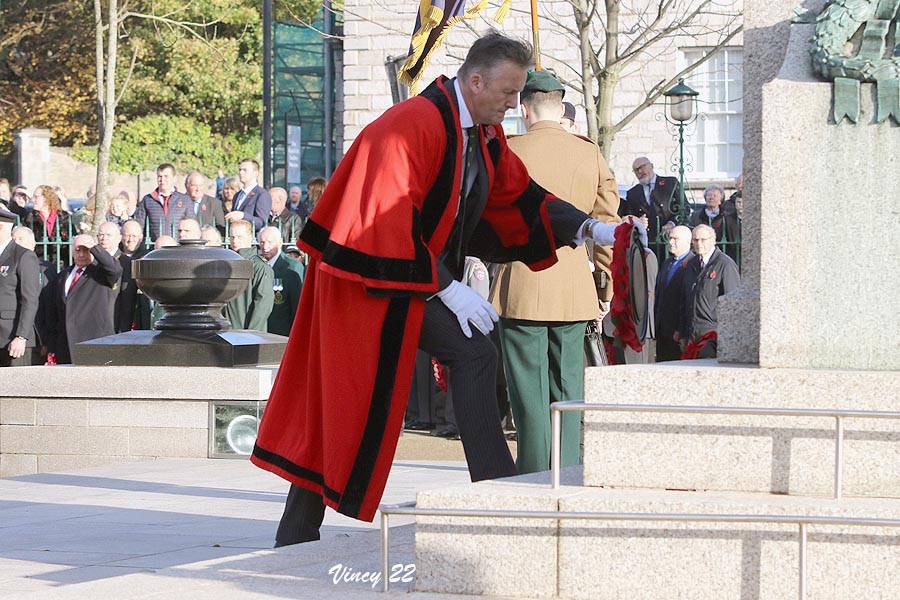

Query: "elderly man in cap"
left=47, top=233, right=122, bottom=364
left=489, top=69, right=620, bottom=474
left=0, top=208, right=40, bottom=366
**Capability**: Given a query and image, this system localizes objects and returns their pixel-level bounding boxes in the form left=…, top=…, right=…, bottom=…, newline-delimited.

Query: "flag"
left=398, top=0, right=490, bottom=94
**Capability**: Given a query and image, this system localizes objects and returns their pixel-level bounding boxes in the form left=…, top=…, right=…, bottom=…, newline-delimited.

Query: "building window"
left=680, top=47, right=743, bottom=180
left=502, top=105, right=526, bottom=136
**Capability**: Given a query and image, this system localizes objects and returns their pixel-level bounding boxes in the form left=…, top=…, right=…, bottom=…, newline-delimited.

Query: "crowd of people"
left=0, top=159, right=327, bottom=366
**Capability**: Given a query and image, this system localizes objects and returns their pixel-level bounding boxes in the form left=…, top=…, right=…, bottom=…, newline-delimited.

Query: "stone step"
left=414, top=468, right=900, bottom=599
left=582, top=361, right=900, bottom=498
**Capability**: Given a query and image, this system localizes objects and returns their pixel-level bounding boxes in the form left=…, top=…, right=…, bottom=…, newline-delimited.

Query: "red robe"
left=251, top=76, right=560, bottom=522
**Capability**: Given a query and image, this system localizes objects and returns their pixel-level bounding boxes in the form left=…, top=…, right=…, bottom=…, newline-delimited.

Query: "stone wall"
left=0, top=365, right=277, bottom=478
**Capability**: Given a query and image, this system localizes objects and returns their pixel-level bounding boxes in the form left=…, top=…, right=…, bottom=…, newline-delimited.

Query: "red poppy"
left=485, top=125, right=497, bottom=141
left=201, top=204, right=207, bottom=211
left=431, top=357, right=448, bottom=392
left=710, top=271, right=717, bottom=279
left=681, top=331, right=718, bottom=360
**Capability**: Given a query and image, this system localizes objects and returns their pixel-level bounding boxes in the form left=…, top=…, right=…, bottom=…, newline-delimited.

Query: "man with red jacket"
left=251, top=33, right=645, bottom=546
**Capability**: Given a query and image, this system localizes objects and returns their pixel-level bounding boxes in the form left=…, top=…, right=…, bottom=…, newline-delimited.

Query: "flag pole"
left=530, top=0, right=541, bottom=70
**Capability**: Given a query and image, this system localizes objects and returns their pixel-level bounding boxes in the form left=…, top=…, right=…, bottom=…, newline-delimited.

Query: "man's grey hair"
left=185, top=170, right=206, bottom=186
left=458, top=31, right=533, bottom=80
left=258, top=226, right=283, bottom=244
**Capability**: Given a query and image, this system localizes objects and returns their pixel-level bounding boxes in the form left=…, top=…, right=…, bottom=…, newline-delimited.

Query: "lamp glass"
left=669, top=95, right=694, bottom=122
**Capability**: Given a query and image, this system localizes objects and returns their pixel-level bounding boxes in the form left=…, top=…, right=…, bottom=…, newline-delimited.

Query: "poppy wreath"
left=609, top=219, right=643, bottom=353
left=681, top=331, right=718, bottom=360
left=431, top=357, right=449, bottom=393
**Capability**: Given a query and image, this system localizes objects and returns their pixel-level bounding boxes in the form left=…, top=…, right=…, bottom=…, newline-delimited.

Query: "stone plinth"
left=0, top=366, right=276, bottom=477
left=558, top=488, right=900, bottom=600
left=415, top=470, right=900, bottom=599
left=416, top=470, right=583, bottom=598
left=582, top=362, right=900, bottom=496
left=73, top=330, right=288, bottom=367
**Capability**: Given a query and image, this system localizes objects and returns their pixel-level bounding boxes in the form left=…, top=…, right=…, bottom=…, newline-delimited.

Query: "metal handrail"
left=378, top=502, right=900, bottom=597
left=550, top=402, right=900, bottom=496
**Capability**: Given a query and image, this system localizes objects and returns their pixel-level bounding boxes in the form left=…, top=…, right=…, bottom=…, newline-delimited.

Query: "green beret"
left=522, top=70, right=565, bottom=97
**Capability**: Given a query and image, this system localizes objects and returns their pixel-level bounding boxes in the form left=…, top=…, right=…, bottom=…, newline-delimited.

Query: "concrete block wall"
left=0, top=366, right=277, bottom=478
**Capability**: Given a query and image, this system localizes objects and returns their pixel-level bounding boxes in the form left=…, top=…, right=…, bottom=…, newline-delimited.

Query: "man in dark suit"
left=225, top=158, right=272, bottom=232
left=47, top=234, right=122, bottom=364
left=257, top=226, right=304, bottom=336
left=0, top=209, right=40, bottom=366
left=619, top=157, right=680, bottom=265
left=12, top=226, right=56, bottom=363
left=98, top=221, right=138, bottom=333
left=680, top=224, right=740, bottom=358
left=186, top=171, right=226, bottom=234
left=654, top=225, right=693, bottom=362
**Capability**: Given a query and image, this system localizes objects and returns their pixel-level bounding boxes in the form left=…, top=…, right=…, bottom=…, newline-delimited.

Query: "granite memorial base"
left=73, top=330, right=288, bottom=367
left=0, top=365, right=277, bottom=477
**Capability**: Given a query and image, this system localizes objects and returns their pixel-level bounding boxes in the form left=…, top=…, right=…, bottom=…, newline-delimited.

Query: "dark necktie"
left=452, top=126, right=480, bottom=275
left=665, top=258, right=680, bottom=286
left=67, top=267, right=84, bottom=296
left=234, top=190, right=246, bottom=211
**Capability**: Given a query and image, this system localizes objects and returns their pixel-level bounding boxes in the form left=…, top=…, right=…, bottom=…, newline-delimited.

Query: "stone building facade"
left=339, top=0, right=743, bottom=197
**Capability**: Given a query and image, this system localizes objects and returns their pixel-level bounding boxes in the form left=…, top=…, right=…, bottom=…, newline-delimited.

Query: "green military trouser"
left=499, top=319, right=586, bottom=475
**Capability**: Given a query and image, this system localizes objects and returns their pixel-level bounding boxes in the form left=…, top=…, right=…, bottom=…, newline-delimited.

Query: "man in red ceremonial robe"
left=251, top=32, right=646, bottom=546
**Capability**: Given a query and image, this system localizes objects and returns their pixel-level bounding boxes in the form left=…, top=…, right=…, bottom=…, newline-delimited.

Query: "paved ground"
left=0, top=431, right=523, bottom=599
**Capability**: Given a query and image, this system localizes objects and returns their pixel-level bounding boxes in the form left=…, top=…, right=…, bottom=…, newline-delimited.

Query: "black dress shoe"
left=432, top=427, right=460, bottom=439
left=404, top=420, right=436, bottom=431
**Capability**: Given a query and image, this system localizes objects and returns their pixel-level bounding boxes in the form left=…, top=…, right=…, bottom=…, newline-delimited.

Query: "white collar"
left=453, top=79, right=475, bottom=129
left=701, top=248, right=716, bottom=265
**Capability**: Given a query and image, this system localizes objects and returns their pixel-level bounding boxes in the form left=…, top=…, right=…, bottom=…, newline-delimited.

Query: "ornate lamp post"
left=662, top=79, right=700, bottom=226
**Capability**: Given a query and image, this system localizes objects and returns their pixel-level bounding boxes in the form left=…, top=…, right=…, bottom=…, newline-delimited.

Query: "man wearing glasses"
left=619, top=157, right=679, bottom=264
left=680, top=224, right=740, bottom=358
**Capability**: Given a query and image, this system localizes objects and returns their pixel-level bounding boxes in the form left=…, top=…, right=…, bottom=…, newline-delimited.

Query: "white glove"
left=436, top=280, right=499, bottom=338
left=628, top=218, right=650, bottom=251
left=589, top=220, right=618, bottom=246
left=592, top=218, right=649, bottom=251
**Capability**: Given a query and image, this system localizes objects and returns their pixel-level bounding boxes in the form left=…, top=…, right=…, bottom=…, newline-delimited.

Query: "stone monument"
left=74, top=239, right=288, bottom=367
left=408, top=0, right=900, bottom=596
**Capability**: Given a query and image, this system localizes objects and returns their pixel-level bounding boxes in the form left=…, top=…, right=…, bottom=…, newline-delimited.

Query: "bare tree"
left=90, top=1, right=234, bottom=235
left=539, top=0, right=742, bottom=157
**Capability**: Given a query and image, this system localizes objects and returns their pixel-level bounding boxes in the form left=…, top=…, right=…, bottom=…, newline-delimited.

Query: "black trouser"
left=274, top=298, right=516, bottom=547
left=655, top=336, right=682, bottom=362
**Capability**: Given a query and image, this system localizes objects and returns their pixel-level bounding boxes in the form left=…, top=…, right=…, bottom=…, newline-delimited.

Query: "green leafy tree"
left=0, top=0, right=320, bottom=233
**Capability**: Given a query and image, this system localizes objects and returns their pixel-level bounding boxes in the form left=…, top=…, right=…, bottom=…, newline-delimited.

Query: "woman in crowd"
left=24, top=185, right=72, bottom=269
left=220, top=176, right=241, bottom=214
